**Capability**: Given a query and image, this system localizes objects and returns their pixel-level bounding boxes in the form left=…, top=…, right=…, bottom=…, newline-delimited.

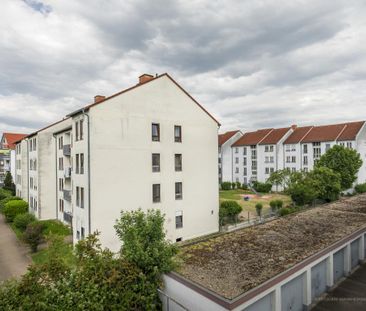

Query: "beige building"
left=15, top=73, right=220, bottom=251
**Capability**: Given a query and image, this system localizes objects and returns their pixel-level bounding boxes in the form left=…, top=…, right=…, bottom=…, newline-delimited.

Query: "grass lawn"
left=38, top=219, right=71, bottom=236
left=220, top=189, right=292, bottom=219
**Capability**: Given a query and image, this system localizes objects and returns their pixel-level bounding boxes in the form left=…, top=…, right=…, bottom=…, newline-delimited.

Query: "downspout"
left=53, top=134, right=58, bottom=220
left=81, top=109, right=91, bottom=235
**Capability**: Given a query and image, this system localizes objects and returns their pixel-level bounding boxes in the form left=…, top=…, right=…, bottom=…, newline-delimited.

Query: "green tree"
left=255, top=203, right=263, bottom=217
left=114, top=209, right=178, bottom=307
left=219, top=200, right=242, bottom=224
left=309, top=167, right=341, bottom=202
left=23, top=222, right=44, bottom=252
left=286, top=171, right=318, bottom=206
left=316, top=145, right=362, bottom=190
left=3, top=171, right=15, bottom=195
left=267, top=168, right=292, bottom=190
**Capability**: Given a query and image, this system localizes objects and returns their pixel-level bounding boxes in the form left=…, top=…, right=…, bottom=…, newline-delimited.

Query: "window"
left=175, top=211, right=183, bottom=229
left=152, top=153, right=160, bottom=172
left=303, top=156, right=308, bottom=165
left=81, top=227, right=85, bottom=239
left=79, top=120, right=84, bottom=140
left=235, top=157, right=239, bottom=164
left=286, top=156, right=291, bottom=163
left=347, top=142, right=352, bottom=149
left=174, top=125, right=182, bottom=142
left=243, top=147, right=247, bottom=155
left=30, top=177, right=33, bottom=189
left=59, top=199, right=64, bottom=212
left=76, top=186, right=80, bottom=206
left=75, top=121, right=79, bottom=141
left=175, top=154, right=182, bottom=171
left=235, top=167, right=239, bottom=173
left=243, top=167, right=247, bottom=176
left=265, top=167, right=270, bottom=174
left=292, top=167, right=296, bottom=172
left=313, top=142, right=321, bottom=159
left=76, top=230, right=80, bottom=240
left=304, top=167, right=308, bottom=172
left=58, top=136, right=63, bottom=150
left=270, top=156, right=274, bottom=163
left=235, top=147, right=238, bottom=153
left=34, top=159, right=37, bottom=170
left=339, top=142, right=345, bottom=147
left=175, top=182, right=183, bottom=200
left=291, top=144, right=296, bottom=152
left=270, top=168, right=274, bottom=174
left=243, top=157, right=247, bottom=166
left=291, top=156, right=296, bottom=163
left=152, top=123, right=160, bottom=141
left=265, top=156, right=269, bottom=163
left=80, top=153, right=84, bottom=174
left=76, top=154, right=79, bottom=174
left=252, top=160, right=257, bottom=169
left=325, top=144, right=331, bottom=152
left=80, top=187, right=84, bottom=208
left=59, top=178, right=64, bottom=191
left=270, top=145, right=274, bottom=152
left=152, top=184, right=160, bottom=203
left=303, top=144, right=308, bottom=154
left=265, top=146, right=269, bottom=152
left=59, top=157, right=63, bottom=171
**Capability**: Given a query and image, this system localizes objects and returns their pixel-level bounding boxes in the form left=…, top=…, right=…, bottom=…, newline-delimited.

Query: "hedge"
left=13, top=213, right=36, bottom=232
left=355, top=183, right=366, bottom=194
left=252, top=181, right=272, bottom=193
left=3, top=200, right=28, bottom=222
left=0, top=196, right=22, bottom=213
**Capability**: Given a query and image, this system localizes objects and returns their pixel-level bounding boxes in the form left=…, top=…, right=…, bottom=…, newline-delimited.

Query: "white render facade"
left=15, top=74, right=220, bottom=251
left=218, top=131, right=242, bottom=183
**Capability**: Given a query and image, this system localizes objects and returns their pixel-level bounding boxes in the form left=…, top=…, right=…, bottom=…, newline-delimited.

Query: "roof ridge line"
left=299, top=126, right=314, bottom=143
left=257, top=128, right=274, bottom=145
left=335, top=124, right=348, bottom=142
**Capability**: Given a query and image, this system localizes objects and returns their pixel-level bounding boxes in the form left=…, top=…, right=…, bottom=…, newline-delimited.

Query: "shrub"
left=38, top=220, right=71, bottom=236
left=279, top=207, right=291, bottom=216
left=275, top=199, right=283, bottom=209
left=269, top=200, right=277, bottom=212
left=219, top=200, right=242, bottom=224
left=23, top=222, right=44, bottom=252
left=355, top=183, right=366, bottom=194
left=221, top=182, right=232, bottom=190
left=0, top=188, right=12, bottom=201
left=0, top=196, right=22, bottom=213
left=236, top=181, right=241, bottom=189
left=255, top=203, right=263, bottom=217
left=252, top=181, right=272, bottom=193
left=231, top=182, right=236, bottom=190
left=13, top=213, right=36, bottom=232
left=241, top=183, right=248, bottom=190
left=3, top=200, right=28, bottom=222
left=3, top=172, right=15, bottom=195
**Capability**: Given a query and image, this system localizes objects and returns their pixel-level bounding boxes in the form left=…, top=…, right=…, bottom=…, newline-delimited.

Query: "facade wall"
left=232, top=145, right=254, bottom=185
left=219, top=132, right=242, bottom=183
left=355, top=123, right=366, bottom=184
left=162, top=232, right=366, bottom=311
left=69, top=76, right=220, bottom=251
left=15, top=140, right=29, bottom=200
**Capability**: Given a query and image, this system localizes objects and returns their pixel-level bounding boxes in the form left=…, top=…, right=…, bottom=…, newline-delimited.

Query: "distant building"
left=218, top=130, right=242, bottom=183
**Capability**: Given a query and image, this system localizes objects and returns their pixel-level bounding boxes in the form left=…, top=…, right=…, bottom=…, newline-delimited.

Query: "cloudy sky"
left=1, top=0, right=366, bottom=135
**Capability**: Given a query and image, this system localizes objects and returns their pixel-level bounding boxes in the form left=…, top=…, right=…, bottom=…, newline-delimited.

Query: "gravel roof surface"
left=177, top=194, right=366, bottom=299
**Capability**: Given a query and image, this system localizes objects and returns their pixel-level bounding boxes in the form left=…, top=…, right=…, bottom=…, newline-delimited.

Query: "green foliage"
left=269, top=199, right=283, bottom=212
left=252, top=181, right=272, bottom=193
left=0, top=233, right=152, bottom=310
left=355, top=183, right=366, bottom=194
left=0, top=196, right=21, bottom=213
left=255, top=203, right=263, bottom=216
left=23, top=222, right=44, bottom=252
left=235, top=181, right=241, bottom=189
left=221, top=181, right=232, bottom=190
left=114, top=209, right=178, bottom=307
left=279, top=207, right=291, bottom=216
left=37, top=219, right=71, bottom=236
left=3, top=199, right=28, bottom=222
left=13, top=213, right=36, bottom=232
left=3, top=172, right=15, bottom=195
left=316, top=145, right=362, bottom=190
left=231, top=182, right=236, bottom=190
left=267, top=168, right=292, bottom=190
left=219, top=200, right=243, bottom=224
left=308, top=167, right=341, bottom=202
left=241, top=183, right=248, bottom=190
left=0, top=188, right=12, bottom=201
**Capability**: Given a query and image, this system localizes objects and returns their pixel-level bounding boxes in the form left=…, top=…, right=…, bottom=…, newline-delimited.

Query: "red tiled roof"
left=219, top=130, right=240, bottom=146
left=259, top=127, right=291, bottom=145
left=232, top=129, right=273, bottom=146
left=1, top=133, right=28, bottom=149
left=284, top=121, right=365, bottom=144
left=337, top=121, right=365, bottom=141
left=284, top=126, right=314, bottom=144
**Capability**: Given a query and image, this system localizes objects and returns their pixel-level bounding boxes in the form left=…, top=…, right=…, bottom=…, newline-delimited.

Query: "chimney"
left=139, top=74, right=154, bottom=84
left=94, top=95, right=106, bottom=103
left=291, top=124, right=297, bottom=130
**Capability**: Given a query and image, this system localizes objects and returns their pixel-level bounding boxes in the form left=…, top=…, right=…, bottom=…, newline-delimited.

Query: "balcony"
left=63, top=190, right=71, bottom=202
left=63, top=211, right=72, bottom=224
left=63, top=144, right=71, bottom=156
left=64, top=167, right=72, bottom=178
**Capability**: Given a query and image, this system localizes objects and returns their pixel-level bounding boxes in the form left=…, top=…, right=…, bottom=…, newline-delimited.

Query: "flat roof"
left=177, top=194, right=366, bottom=300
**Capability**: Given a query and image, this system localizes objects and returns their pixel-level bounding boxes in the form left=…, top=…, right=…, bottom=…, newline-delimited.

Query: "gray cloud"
left=0, top=0, right=366, bottom=136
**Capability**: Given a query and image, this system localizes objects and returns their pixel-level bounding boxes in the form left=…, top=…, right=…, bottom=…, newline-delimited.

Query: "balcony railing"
left=63, top=144, right=71, bottom=156
left=64, top=167, right=72, bottom=178
left=63, top=190, right=71, bottom=202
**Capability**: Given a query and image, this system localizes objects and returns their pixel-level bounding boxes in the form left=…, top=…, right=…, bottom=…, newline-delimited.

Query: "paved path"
left=0, top=214, right=30, bottom=282
left=313, top=263, right=366, bottom=311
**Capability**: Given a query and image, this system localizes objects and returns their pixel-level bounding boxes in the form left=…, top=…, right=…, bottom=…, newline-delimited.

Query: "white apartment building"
left=231, top=127, right=293, bottom=185
left=15, top=73, right=220, bottom=251
left=283, top=121, right=366, bottom=184
left=218, top=130, right=242, bottom=183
